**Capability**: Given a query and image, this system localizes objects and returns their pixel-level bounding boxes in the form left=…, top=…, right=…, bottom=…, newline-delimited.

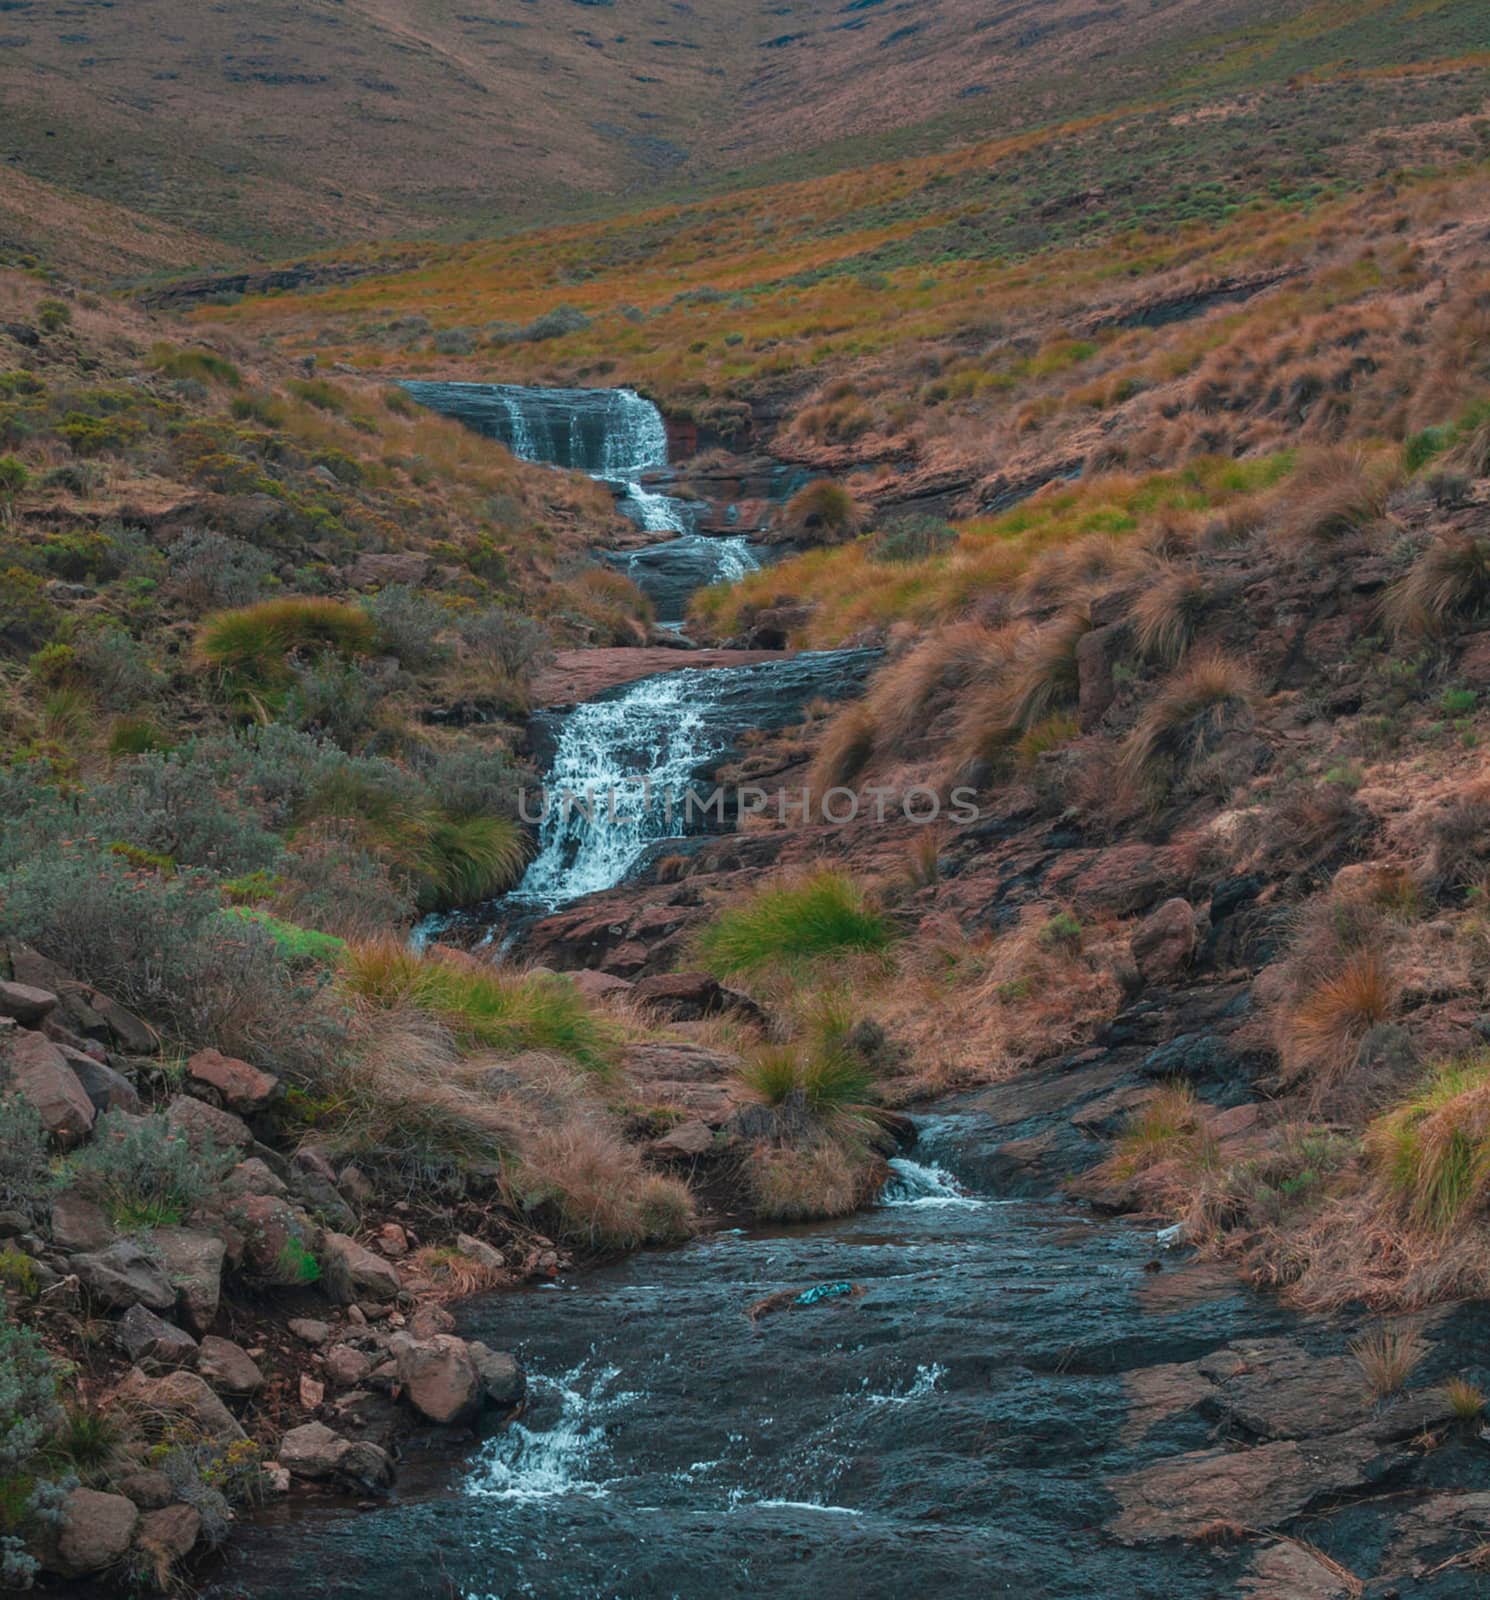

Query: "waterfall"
left=400, top=380, right=690, bottom=533
left=510, top=650, right=879, bottom=910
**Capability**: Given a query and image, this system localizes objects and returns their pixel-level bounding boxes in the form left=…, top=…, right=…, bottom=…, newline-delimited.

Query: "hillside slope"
left=6, top=0, right=1481, bottom=269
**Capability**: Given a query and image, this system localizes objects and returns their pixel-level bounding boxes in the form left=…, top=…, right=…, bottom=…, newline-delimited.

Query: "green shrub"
left=167, top=528, right=273, bottom=609
left=0, top=1096, right=50, bottom=1222
left=0, top=1293, right=63, bottom=1589
left=786, top=479, right=862, bottom=543
left=35, top=299, right=70, bottom=332
left=0, top=846, right=333, bottom=1078
left=150, top=344, right=241, bottom=388
left=67, top=1109, right=235, bottom=1230
left=695, top=870, right=895, bottom=976
left=197, top=597, right=376, bottom=699
left=866, top=513, right=957, bottom=564
left=364, top=585, right=452, bottom=671
left=273, top=1238, right=321, bottom=1285
left=0, top=457, right=28, bottom=497
left=107, top=716, right=173, bottom=758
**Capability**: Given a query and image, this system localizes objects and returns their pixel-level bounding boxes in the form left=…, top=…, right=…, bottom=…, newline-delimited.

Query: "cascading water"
left=608, top=533, right=761, bottom=627
left=510, top=649, right=878, bottom=909
left=400, top=380, right=692, bottom=534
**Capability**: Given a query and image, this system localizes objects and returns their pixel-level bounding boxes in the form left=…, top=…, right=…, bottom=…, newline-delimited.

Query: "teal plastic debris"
left=794, top=1281, right=855, bottom=1307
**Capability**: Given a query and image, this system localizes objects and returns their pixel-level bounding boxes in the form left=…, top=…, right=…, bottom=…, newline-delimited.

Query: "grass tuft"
left=694, top=870, right=894, bottom=977
left=1367, top=1055, right=1490, bottom=1230
left=1350, top=1324, right=1426, bottom=1399
left=339, top=941, right=615, bottom=1074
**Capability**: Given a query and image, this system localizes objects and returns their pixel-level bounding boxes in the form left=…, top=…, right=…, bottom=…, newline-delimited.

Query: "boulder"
left=650, top=1119, right=714, bottom=1158
left=224, top=1157, right=288, bottom=1200
left=0, top=979, right=57, bottom=1025
left=374, top=1222, right=409, bottom=1258
left=166, top=1093, right=251, bottom=1151
left=455, top=1233, right=505, bottom=1272
left=86, top=991, right=157, bottom=1056
left=322, top=1231, right=402, bottom=1305
left=135, top=1504, right=200, bottom=1571
left=325, top=1343, right=374, bottom=1387
left=390, top=1332, right=482, bottom=1425
left=4, top=1028, right=95, bottom=1144
left=49, top=1487, right=138, bottom=1578
left=467, top=1341, right=525, bottom=1408
left=73, top=1241, right=176, bottom=1313
left=197, top=1335, right=264, bottom=1395
left=631, top=971, right=764, bottom=1024
left=338, top=1439, right=396, bottom=1491
left=278, top=1421, right=351, bottom=1479
left=49, top=1191, right=114, bottom=1253
left=60, top=1047, right=142, bottom=1116
left=116, top=1369, right=246, bottom=1444
left=344, top=550, right=430, bottom=589
left=569, top=970, right=634, bottom=1002
left=115, top=1469, right=172, bottom=1511
left=408, top=1305, right=456, bottom=1340
left=186, top=1048, right=281, bottom=1115
left=117, top=1304, right=198, bottom=1367
left=151, top=1228, right=226, bottom=1336
left=288, top=1317, right=333, bottom=1347
left=1129, top=898, right=1197, bottom=984
left=228, top=1194, right=315, bottom=1282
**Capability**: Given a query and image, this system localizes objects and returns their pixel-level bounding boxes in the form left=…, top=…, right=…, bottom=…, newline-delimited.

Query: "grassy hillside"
left=3, top=0, right=1483, bottom=270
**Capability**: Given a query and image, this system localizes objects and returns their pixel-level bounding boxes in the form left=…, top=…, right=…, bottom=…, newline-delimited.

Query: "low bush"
left=0, top=846, right=333, bottom=1077
left=1131, top=564, right=1209, bottom=664
left=364, top=585, right=453, bottom=671
left=67, top=1110, right=235, bottom=1230
left=1280, top=946, right=1396, bottom=1098
left=1351, top=1324, right=1425, bottom=1398
left=0, top=1096, right=49, bottom=1221
left=745, top=1137, right=879, bottom=1222
left=0, top=1294, right=63, bottom=1590
left=866, top=514, right=957, bottom=564
left=738, top=1043, right=874, bottom=1119
left=695, top=870, right=895, bottom=976
left=166, top=528, right=273, bottom=610
left=1382, top=531, right=1490, bottom=639
left=1270, top=447, right=1396, bottom=548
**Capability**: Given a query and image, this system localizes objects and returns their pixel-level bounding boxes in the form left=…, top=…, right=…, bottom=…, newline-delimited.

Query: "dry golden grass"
left=1130, top=563, right=1210, bottom=664
left=806, top=703, right=877, bottom=794
left=1351, top=1323, right=1427, bottom=1398
left=744, top=1135, right=880, bottom=1222
left=1442, top=1375, right=1487, bottom=1420
left=511, top=1120, right=696, bottom=1250
left=1279, top=947, right=1396, bottom=1099
left=409, top=1243, right=506, bottom=1300
left=1269, top=446, right=1397, bottom=549
left=1381, top=530, right=1490, bottom=640
left=1117, top=649, right=1258, bottom=791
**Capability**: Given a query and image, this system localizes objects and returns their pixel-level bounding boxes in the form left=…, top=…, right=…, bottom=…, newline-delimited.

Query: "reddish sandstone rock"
left=187, top=1048, right=281, bottom=1115
left=48, top=1487, right=138, bottom=1578
left=389, top=1332, right=482, bottom=1425
left=1129, top=898, right=1196, bottom=984
left=4, top=1028, right=94, bottom=1144
left=322, top=1231, right=402, bottom=1305
left=0, top=979, right=57, bottom=1025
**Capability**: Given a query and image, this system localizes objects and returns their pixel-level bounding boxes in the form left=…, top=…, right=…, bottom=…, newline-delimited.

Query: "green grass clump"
left=739, top=1043, right=874, bottom=1116
left=225, top=909, right=346, bottom=964
left=695, top=870, right=894, bottom=977
left=150, top=343, right=242, bottom=387
left=340, top=941, right=615, bottom=1074
left=196, top=597, right=377, bottom=700
left=1368, top=1055, right=1490, bottom=1230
